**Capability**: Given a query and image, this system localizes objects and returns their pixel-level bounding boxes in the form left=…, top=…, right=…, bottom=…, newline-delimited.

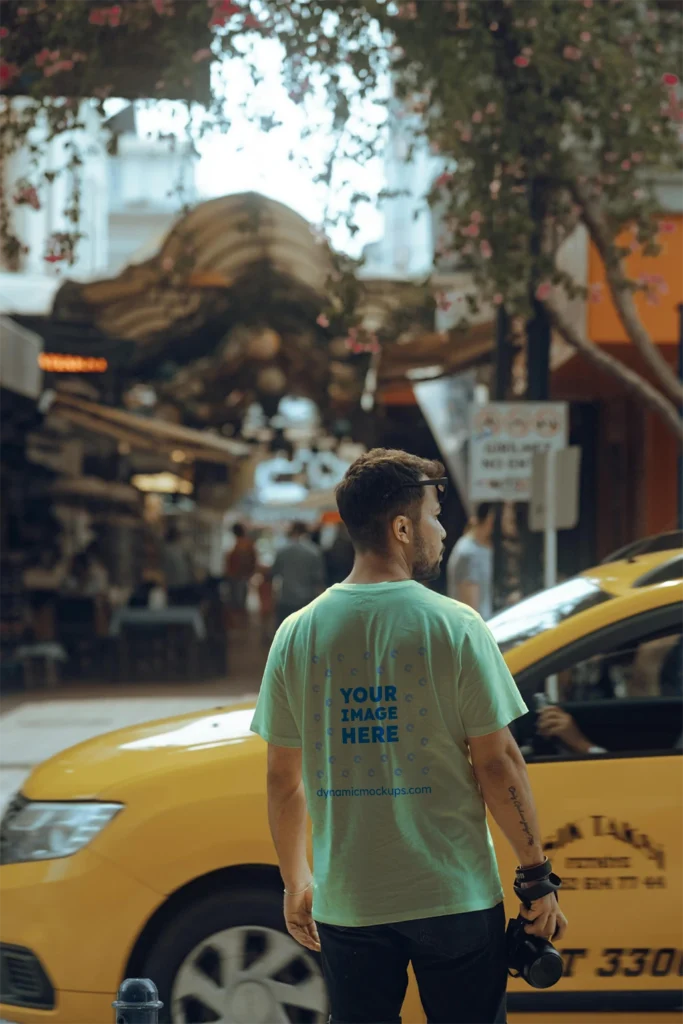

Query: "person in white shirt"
left=447, top=504, right=495, bottom=619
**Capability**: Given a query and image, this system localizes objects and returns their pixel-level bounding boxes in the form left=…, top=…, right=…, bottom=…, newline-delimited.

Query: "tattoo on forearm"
left=508, top=785, right=534, bottom=847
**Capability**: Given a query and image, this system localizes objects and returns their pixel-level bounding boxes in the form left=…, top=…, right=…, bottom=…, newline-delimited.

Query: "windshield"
left=488, top=577, right=613, bottom=653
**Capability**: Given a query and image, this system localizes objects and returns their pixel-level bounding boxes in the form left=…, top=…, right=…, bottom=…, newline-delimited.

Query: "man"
left=447, top=503, right=495, bottom=619
left=251, top=449, right=566, bottom=1024
left=225, top=522, right=256, bottom=622
left=271, top=521, right=326, bottom=628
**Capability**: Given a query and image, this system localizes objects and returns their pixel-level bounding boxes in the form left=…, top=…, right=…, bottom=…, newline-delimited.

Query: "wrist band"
left=514, top=872, right=562, bottom=907
left=284, top=881, right=313, bottom=896
left=515, top=858, right=552, bottom=884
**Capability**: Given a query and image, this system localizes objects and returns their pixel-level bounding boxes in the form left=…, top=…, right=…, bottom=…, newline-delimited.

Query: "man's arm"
left=469, top=725, right=567, bottom=940
left=457, top=579, right=481, bottom=612
left=266, top=744, right=320, bottom=951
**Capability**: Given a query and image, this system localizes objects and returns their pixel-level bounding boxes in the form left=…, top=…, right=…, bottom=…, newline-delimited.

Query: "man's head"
left=232, top=523, right=246, bottom=539
left=289, top=521, right=308, bottom=539
left=335, top=448, right=447, bottom=580
left=470, top=503, right=495, bottom=541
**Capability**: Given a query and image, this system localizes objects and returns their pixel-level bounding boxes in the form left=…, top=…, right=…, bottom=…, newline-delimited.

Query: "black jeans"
left=317, top=902, right=507, bottom=1024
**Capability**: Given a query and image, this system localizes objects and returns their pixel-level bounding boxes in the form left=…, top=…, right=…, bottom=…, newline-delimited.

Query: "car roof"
left=582, top=548, right=683, bottom=596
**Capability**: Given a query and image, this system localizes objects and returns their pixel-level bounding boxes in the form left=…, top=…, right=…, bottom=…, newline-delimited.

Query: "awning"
left=50, top=392, right=250, bottom=464
left=51, top=192, right=332, bottom=347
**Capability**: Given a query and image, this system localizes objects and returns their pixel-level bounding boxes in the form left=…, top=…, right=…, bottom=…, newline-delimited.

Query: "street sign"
left=469, top=402, right=569, bottom=502
left=530, top=447, right=582, bottom=533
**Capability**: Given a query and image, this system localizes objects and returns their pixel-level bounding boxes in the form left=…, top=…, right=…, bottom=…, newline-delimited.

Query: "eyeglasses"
left=384, top=477, right=448, bottom=503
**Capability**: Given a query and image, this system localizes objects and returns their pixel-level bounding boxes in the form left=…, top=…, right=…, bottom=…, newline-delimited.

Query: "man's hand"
left=284, top=886, right=320, bottom=952
left=520, top=893, right=568, bottom=941
left=537, top=706, right=591, bottom=754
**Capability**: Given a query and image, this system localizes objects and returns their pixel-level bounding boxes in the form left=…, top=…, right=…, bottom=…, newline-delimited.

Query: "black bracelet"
left=514, top=872, right=562, bottom=907
left=515, top=858, right=552, bottom=884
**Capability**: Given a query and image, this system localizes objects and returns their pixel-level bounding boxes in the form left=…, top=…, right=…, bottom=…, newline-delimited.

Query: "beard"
left=412, top=528, right=443, bottom=582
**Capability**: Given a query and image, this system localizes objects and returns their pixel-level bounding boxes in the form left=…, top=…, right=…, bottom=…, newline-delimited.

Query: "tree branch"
left=572, top=179, right=683, bottom=408
left=545, top=295, right=683, bottom=442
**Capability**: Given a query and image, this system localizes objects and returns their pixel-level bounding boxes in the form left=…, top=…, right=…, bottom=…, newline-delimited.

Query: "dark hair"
left=232, top=523, right=246, bottom=538
left=290, top=521, right=308, bottom=538
left=474, top=503, right=492, bottom=523
left=335, top=448, right=444, bottom=553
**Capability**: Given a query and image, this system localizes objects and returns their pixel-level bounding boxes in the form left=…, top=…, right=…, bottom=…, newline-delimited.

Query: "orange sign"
left=38, top=354, right=108, bottom=373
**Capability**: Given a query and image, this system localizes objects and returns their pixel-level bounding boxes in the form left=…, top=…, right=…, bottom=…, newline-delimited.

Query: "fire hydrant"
left=112, top=978, right=163, bottom=1023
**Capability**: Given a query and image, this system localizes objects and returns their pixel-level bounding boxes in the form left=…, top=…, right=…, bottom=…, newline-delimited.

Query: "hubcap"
left=171, top=924, right=327, bottom=1023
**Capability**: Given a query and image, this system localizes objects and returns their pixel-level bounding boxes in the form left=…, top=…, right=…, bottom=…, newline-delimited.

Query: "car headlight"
left=0, top=796, right=123, bottom=865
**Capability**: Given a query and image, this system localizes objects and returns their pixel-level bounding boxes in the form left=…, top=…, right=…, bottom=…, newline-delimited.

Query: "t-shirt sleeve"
left=250, top=629, right=301, bottom=748
left=458, top=617, right=528, bottom=738
left=453, top=548, right=482, bottom=585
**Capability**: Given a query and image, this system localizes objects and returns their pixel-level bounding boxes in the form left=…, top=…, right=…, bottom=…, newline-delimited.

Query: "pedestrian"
left=251, top=448, right=566, bottom=1024
left=447, top=502, right=496, bottom=619
left=270, top=521, right=326, bottom=629
left=225, top=522, right=257, bottom=626
left=162, top=525, right=196, bottom=606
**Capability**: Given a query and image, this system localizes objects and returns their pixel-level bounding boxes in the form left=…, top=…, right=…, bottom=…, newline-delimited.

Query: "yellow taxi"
left=1, top=548, right=681, bottom=1024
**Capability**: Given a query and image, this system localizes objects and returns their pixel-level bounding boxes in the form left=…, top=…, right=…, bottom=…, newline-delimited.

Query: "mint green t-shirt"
left=250, top=581, right=527, bottom=927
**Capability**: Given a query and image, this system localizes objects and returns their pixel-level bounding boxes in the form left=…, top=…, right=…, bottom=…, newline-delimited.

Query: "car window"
left=556, top=630, right=682, bottom=703
left=488, top=577, right=612, bottom=653
left=519, top=628, right=682, bottom=760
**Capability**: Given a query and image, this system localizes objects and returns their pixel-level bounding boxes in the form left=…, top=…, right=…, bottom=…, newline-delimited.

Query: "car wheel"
left=143, top=886, right=328, bottom=1024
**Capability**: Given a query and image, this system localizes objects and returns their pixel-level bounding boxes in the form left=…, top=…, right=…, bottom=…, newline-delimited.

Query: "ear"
left=391, top=513, right=412, bottom=547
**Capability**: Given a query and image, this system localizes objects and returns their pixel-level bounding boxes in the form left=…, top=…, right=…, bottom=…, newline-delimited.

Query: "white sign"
left=469, top=402, right=568, bottom=502
left=530, top=447, right=582, bottom=532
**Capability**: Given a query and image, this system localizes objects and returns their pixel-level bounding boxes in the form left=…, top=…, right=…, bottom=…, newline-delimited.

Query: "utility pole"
left=492, top=304, right=511, bottom=610
left=522, top=177, right=552, bottom=596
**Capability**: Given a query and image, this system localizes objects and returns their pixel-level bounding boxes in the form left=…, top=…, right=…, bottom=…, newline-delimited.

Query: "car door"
left=497, top=604, right=683, bottom=1024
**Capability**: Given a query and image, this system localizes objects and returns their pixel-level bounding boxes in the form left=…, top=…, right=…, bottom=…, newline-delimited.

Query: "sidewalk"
left=0, top=626, right=266, bottom=811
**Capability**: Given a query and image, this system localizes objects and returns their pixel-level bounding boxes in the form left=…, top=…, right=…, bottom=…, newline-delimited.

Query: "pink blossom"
left=580, top=31, right=591, bottom=42
left=493, top=293, right=504, bottom=305
left=472, top=111, right=483, bottom=123
left=109, top=6, right=122, bottom=26
left=489, top=180, right=501, bottom=196
left=480, top=240, right=492, bottom=259
left=563, top=46, right=582, bottom=61
left=462, top=223, right=480, bottom=238
left=35, top=48, right=52, bottom=68
left=151, top=0, right=166, bottom=12
left=662, top=73, right=679, bottom=87
left=192, top=48, right=212, bottom=62
left=0, top=60, right=19, bottom=87
left=513, top=55, right=530, bottom=68
left=460, top=129, right=472, bottom=142
left=485, top=102, right=497, bottom=115
left=621, top=159, right=631, bottom=170
left=470, top=210, right=482, bottom=223
left=435, top=172, right=453, bottom=189
left=589, top=283, right=603, bottom=304
left=622, top=103, right=632, bottom=112
left=583, top=0, right=593, bottom=6
left=398, top=1, right=418, bottom=18
left=209, top=0, right=241, bottom=26
left=535, top=282, right=552, bottom=301
left=604, top=152, right=617, bottom=162
left=632, top=188, right=646, bottom=200
left=659, top=221, right=676, bottom=234
left=0, top=27, right=8, bottom=39
left=631, top=152, right=643, bottom=163
left=243, top=13, right=260, bottom=29
left=89, top=8, right=106, bottom=24
left=316, top=314, right=330, bottom=328
left=461, top=243, right=473, bottom=256
left=527, top=17, right=537, bottom=27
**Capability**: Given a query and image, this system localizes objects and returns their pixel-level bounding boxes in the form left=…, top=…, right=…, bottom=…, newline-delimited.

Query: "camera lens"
left=528, top=949, right=564, bottom=989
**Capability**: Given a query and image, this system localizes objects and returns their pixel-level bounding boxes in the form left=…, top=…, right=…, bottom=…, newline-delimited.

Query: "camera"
left=506, top=915, right=564, bottom=989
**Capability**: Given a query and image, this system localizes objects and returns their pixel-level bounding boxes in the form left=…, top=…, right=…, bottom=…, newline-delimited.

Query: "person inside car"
left=536, top=634, right=682, bottom=754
